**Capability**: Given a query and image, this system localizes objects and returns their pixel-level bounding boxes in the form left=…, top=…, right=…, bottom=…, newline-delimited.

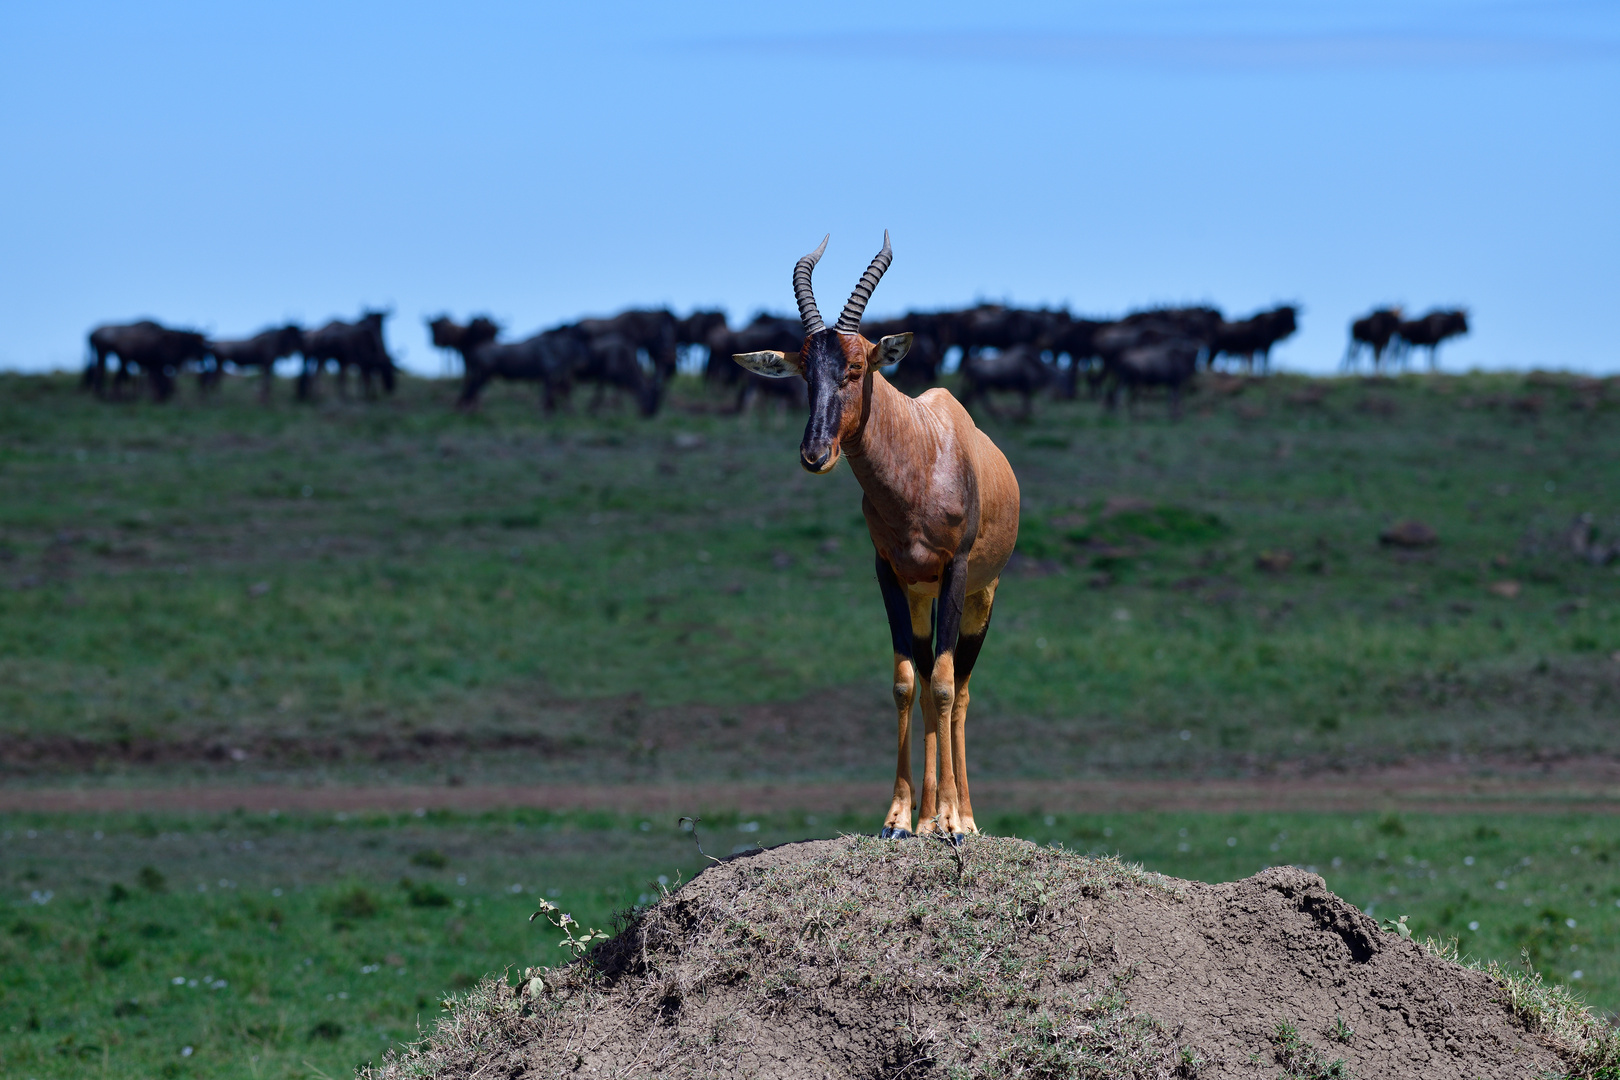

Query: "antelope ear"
left=733, top=350, right=802, bottom=378
left=878, top=333, right=913, bottom=367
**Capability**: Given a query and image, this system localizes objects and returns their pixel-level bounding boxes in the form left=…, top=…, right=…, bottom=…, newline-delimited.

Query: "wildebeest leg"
left=457, top=368, right=488, bottom=409
left=920, top=549, right=970, bottom=842
left=949, top=580, right=996, bottom=836
left=260, top=363, right=274, bottom=403
left=150, top=364, right=175, bottom=402
left=82, top=349, right=104, bottom=396
left=876, top=555, right=926, bottom=839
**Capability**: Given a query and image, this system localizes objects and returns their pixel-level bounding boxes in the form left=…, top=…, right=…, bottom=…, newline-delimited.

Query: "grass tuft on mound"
left=1419, top=936, right=1620, bottom=1079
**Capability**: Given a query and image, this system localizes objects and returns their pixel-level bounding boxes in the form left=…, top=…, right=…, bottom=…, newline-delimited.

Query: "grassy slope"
left=2, top=809, right=1616, bottom=1079
left=1, top=370, right=1618, bottom=783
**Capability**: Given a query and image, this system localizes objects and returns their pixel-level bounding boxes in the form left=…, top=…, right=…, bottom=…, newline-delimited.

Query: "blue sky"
left=1, top=1, right=1615, bottom=374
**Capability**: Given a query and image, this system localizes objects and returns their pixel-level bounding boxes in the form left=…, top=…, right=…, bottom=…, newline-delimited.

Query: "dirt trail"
left=4, top=759, right=1617, bottom=815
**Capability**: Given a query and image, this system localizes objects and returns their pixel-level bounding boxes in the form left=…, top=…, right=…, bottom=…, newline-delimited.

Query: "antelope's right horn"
left=794, top=235, right=829, bottom=336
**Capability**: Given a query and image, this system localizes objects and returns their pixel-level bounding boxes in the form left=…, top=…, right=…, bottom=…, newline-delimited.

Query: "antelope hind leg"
left=909, top=592, right=937, bottom=834
left=950, top=581, right=998, bottom=837
left=920, top=553, right=970, bottom=842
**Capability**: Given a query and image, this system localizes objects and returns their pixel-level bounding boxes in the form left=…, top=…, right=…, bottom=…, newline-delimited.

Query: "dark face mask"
left=799, top=330, right=852, bottom=473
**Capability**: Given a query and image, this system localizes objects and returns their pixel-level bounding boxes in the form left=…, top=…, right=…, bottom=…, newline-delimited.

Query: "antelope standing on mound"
left=735, top=234, right=1019, bottom=843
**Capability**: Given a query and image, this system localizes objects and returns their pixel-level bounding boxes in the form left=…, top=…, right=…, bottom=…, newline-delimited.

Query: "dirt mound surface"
left=372, top=836, right=1607, bottom=1079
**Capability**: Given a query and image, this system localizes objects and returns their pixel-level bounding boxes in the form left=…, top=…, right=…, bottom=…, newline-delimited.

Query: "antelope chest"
left=861, top=495, right=962, bottom=591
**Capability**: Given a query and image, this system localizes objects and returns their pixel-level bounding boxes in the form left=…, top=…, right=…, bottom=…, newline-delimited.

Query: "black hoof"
left=879, top=827, right=913, bottom=840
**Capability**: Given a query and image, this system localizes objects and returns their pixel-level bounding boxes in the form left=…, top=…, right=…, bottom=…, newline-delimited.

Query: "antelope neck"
left=842, top=373, right=928, bottom=505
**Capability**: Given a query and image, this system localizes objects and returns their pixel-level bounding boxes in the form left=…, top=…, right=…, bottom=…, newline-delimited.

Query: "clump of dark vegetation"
left=1271, top=1020, right=1351, bottom=1079
left=326, top=884, right=381, bottom=927
left=400, top=877, right=451, bottom=908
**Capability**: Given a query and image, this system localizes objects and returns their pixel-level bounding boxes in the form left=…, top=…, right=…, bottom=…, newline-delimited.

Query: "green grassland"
left=1, top=369, right=1618, bottom=782
left=2, top=808, right=1615, bottom=1079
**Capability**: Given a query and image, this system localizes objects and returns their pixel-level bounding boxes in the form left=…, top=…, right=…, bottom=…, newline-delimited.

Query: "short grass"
left=1, top=370, right=1618, bottom=783
left=3, top=808, right=1614, bottom=1078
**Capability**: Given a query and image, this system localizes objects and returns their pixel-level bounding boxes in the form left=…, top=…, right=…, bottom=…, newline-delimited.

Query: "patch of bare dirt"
left=370, top=837, right=1595, bottom=1079
left=4, top=758, right=1618, bottom=816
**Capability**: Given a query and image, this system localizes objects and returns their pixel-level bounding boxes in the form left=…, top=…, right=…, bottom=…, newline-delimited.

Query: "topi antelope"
left=734, top=234, right=1020, bottom=843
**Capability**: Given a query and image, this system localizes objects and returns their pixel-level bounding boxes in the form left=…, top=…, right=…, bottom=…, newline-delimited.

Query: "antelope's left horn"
left=835, top=230, right=892, bottom=333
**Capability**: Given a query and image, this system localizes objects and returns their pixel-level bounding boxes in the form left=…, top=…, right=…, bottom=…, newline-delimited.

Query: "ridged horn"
left=835, top=230, right=892, bottom=333
left=793, top=235, right=829, bottom=336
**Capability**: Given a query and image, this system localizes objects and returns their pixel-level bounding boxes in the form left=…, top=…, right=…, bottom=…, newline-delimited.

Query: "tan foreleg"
left=908, top=592, right=937, bottom=828
left=882, top=651, right=916, bottom=836
left=950, top=581, right=998, bottom=836
left=876, top=554, right=935, bottom=839
left=926, top=650, right=961, bottom=837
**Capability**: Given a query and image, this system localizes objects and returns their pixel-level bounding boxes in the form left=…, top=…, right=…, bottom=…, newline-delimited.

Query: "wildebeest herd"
left=80, top=300, right=1465, bottom=418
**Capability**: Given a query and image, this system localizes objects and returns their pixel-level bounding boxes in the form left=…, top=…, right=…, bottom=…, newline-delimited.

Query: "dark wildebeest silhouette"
left=676, top=310, right=729, bottom=376
left=958, top=343, right=1055, bottom=420
left=1395, top=309, right=1469, bottom=370
left=1046, top=314, right=1108, bottom=399
left=573, top=328, right=662, bottom=416
left=575, top=309, right=679, bottom=391
left=207, top=324, right=304, bottom=400
left=1094, top=320, right=1203, bottom=418
left=860, top=312, right=949, bottom=391
left=1210, top=306, right=1298, bottom=374
left=703, top=313, right=801, bottom=383
left=427, top=315, right=500, bottom=376
left=85, top=321, right=211, bottom=401
left=704, top=314, right=808, bottom=411
left=457, top=325, right=588, bottom=410
left=1343, top=307, right=1403, bottom=373
left=298, top=311, right=395, bottom=400
left=1119, top=306, right=1223, bottom=349
left=954, top=305, right=1068, bottom=379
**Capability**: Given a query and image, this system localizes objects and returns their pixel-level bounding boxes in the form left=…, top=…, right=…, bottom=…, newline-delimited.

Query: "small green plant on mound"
left=1271, top=1020, right=1352, bottom=1079
left=528, top=898, right=610, bottom=958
